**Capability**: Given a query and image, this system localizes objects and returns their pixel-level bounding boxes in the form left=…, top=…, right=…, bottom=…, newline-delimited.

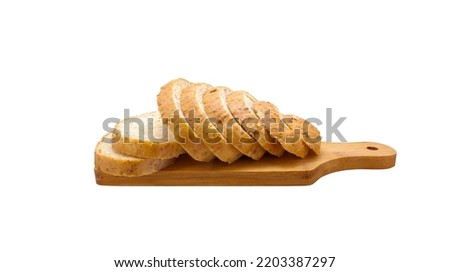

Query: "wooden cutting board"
left=95, top=142, right=396, bottom=186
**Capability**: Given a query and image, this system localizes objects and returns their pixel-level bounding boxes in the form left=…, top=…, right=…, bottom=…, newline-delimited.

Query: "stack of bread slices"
left=95, top=78, right=321, bottom=177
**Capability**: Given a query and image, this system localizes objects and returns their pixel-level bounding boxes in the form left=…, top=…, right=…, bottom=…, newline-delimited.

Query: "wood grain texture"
left=95, top=142, right=396, bottom=186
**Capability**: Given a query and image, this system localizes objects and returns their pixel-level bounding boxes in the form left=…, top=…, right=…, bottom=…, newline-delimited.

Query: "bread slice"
left=157, top=78, right=215, bottom=162
left=112, top=111, right=185, bottom=159
left=226, top=91, right=285, bottom=157
left=253, top=101, right=309, bottom=158
left=181, top=83, right=242, bottom=163
left=95, top=133, right=175, bottom=177
left=283, top=114, right=321, bottom=155
left=203, top=87, right=266, bottom=160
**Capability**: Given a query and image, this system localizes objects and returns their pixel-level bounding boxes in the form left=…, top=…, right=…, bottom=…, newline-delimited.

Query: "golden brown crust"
left=181, top=83, right=242, bottom=163
left=203, top=87, right=266, bottom=160
left=157, top=78, right=215, bottom=162
left=283, top=114, right=321, bottom=155
left=226, top=91, right=285, bottom=157
left=253, top=101, right=309, bottom=158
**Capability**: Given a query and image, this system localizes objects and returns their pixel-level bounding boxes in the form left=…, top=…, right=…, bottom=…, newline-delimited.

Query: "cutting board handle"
left=311, top=142, right=397, bottom=181
left=320, top=141, right=396, bottom=169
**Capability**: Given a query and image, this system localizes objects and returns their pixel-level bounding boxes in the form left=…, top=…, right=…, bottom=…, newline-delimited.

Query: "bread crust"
left=283, top=114, right=321, bottom=155
left=157, top=78, right=215, bottom=162
left=203, top=87, right=266, bottom=160
left=253, top=101, right=309, bottom=158
left=226, top=91, right=285, bottom=157
left=95, top=134, right=175, bottom=177
left=181, top=83, right=242, bottom=163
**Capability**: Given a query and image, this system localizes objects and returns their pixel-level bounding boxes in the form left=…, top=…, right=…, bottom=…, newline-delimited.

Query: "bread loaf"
left=283, top=114, right=321, bottom=155
left=226, top=91, right=285, bottom=157
left=181, top=83, right=242, bottom=163
left=203, top=87, right=266, bottom=160
left=96, top=78, right=321, bottom=177
left=253, top=101, right=309, bottom=158
left=157, top=78, right=215, bottom=162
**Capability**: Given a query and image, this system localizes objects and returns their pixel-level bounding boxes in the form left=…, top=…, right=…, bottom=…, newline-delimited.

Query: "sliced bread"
left=157, top=78, right=215, bottom=162
left=181, top=83, right=242, bottom=163
left=283, top=114, right=321, bottom=155
left=203, top=87, right=266, bottom=160
left=253, top=101, right=309, bottom=158
left=95, top=133, right=175, bottom=177
left=112, top=111, right=185, bottom=159
left=226, top=91, right=285, bottom=157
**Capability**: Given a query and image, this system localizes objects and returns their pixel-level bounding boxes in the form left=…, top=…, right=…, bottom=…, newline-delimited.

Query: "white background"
left=1, top=1, right=449, bottom=271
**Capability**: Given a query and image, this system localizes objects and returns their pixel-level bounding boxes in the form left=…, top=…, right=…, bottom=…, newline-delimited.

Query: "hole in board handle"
left=367, top=146, right=378, bottom=151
